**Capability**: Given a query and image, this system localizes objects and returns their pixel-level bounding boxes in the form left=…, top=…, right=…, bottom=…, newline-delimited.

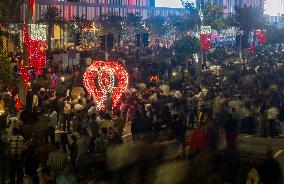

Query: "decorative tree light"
left=83, top=61, right=129, bottom=110
left=254, top=30, right=267, bottom=44
left=23, top=23, right=47, bottom=75
left=250, top=42, right=255, bottom=56
left=19, top=60, right=30, bottom=88
left=15, top=95, right=23, bottom=111
left=200, top=33, right=211, bottom=51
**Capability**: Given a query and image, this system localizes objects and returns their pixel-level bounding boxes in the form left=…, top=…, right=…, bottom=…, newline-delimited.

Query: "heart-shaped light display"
left=83, top=61, right=129, bottom=110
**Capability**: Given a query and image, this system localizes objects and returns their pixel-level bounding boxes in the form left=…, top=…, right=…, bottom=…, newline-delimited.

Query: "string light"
left=83, top=61, right=129, bottom=110
left=250, top=42, right=255, bottom=56
left=23, top=23, right=47, bottom=75
left=15, top=95, right=23, bottom=111
left=200, top=33, right=211, bottom=51
left=18, top=60, right=30, bottom=88
left=254, top=30, right=267, bottom=44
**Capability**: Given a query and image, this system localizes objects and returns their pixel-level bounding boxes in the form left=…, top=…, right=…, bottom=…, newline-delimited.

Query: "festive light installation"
left=15, top=95, right=23, bottom=111
left=19, top=60, right=30, bottom=88
left=23, top=23, right=47, bottom=75
left=250, top=42, right=255, bottom=56
left=254, top=30, right=267, bottom=44
left=200, top=33, right=211, bottom=51
left=83, top=61, right=129, bottom=110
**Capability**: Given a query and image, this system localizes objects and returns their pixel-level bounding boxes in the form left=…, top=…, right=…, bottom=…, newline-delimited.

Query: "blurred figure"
left=8, top=127, right=25, bottom=184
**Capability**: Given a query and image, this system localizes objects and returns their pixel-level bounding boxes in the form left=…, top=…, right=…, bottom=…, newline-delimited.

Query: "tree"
left=145, top=16, right=169, bottom=38
left=174, top=35, right=201, bottom=59
left=0, top=0, right=23, bottom=24
left=39, top=6, right=63, bottom=50
left=168, top=14, right=197, bottom=37
left=202, top=3, right=230, bottom=32
left=231, top=5, right=267, bottom=35
left=0, top=48, right=13, bottom=87
left=99, top=14, right=123, bottom=36
left=124, top=13, right=143, bottom=33
left=65, top=15, right=92, bottom=46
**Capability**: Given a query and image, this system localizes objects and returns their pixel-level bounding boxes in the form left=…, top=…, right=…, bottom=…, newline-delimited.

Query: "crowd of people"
left=0, top=44, right=283, bottom=183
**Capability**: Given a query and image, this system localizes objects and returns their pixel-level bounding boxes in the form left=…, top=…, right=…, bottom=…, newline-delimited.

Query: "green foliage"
left=0, top=48, right=13, bottom=86
left=168, top=14, right=197, bottom=35
left=124, top=13, right=143, bottom=33
left=230, top=6, right=267, bottom=34
left=0, top=0, right=23, bottom=24
left=174, top=35, right=201, bottom=58
left=145, top=16, right=169, bottom=37
left=65, top=15, right=92, bottom=44
left=99, top=14, right=124, bottom=36
left=202, top=3, right=230, bottom=32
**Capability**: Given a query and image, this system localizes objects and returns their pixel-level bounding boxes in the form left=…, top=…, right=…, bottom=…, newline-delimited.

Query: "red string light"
left=254, top=30, right=267, bottom=44
left=23, top=23, right=47, bottom=75
left=15, top=95, right=23, bottom=111
left=83, top=61, right=129, bottom=110
left=200, top=33, right=211, bottom=51
left=250, top=42, right=255, bottom=56
left=19, top=60, right=30, bottom=88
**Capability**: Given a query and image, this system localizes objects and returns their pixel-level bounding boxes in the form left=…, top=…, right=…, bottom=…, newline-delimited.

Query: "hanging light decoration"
left=23, top=23, right=47, bottom=75
left=83, top=61, right=129, bottom=110
left=15, top=95, right=23, bottom=111
left=250, top=42, right=255, bottom=56
left=18, top=60, right=30, bottom=88
left=200, top=33, right=211, bottom=51
left=254, top=30, right=267, bottom=44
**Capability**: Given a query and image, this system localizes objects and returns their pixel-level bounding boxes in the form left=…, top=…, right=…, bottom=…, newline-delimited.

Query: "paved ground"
left=237, top=134, right=284, bottom=179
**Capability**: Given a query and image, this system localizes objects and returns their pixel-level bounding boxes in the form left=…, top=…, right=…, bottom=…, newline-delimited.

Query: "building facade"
left=22, top=0, right=186, bottom=22
left=211, top=0, right=265, bottom=14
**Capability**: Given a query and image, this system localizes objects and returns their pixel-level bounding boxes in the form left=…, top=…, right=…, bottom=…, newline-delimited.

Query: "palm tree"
left=39, top=6, right=63, bottom=50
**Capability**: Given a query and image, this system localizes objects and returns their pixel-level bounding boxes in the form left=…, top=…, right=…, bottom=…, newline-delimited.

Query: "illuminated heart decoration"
left=83, top=61, right=129, bottom=110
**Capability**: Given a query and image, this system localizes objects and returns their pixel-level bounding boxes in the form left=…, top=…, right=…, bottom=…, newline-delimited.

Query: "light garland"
left=19, top=60, right=30, bottom=88
left=200, top=33, right=211, bottom=51
left=254, top=30, right=267, bottom=44
left=15, top=95, right=23, bottom=111
left=250, top=42, right=255, bottom=56
left=83, top=61, right=129, bottom=110
left=24, top=23, right=47, bottom=75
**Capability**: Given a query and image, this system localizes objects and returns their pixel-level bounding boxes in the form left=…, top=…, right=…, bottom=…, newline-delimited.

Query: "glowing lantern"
left=83, top=61, right=129, bottom=110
